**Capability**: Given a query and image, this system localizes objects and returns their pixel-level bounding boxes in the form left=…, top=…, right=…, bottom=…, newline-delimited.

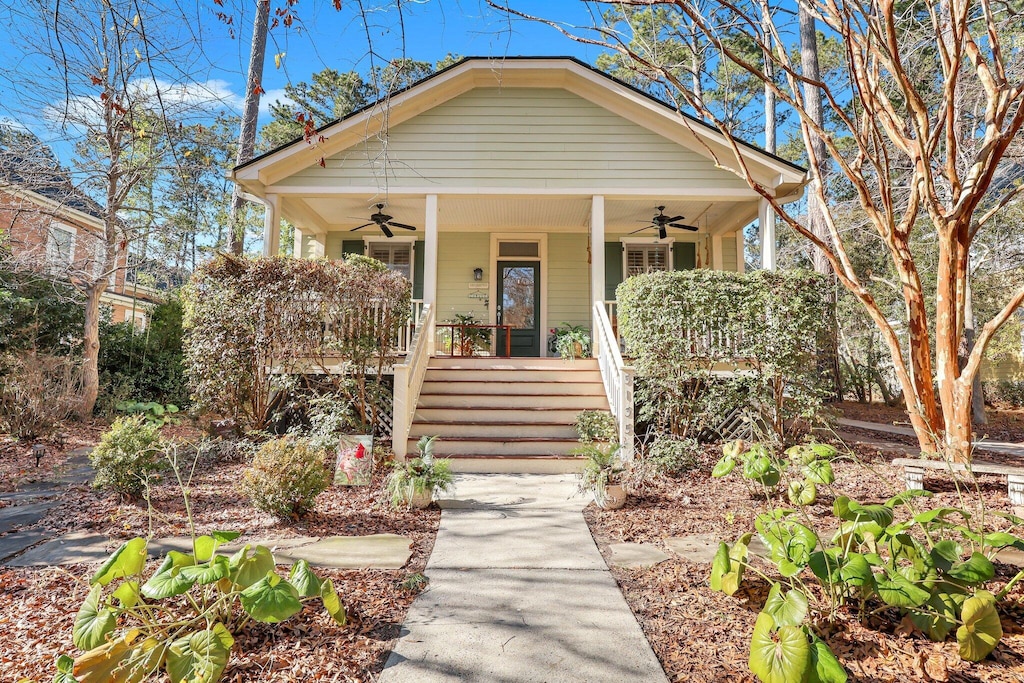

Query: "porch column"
left=736, top=230, right=746, bottom=273
left=590, top=195, right=605, bottom=308
left=423, top=194, right=439, bottom=305
left=759, top=197, right=776, bottom=271
left=711, top=235, right=723, bottom=270
left=311, top=232, right=326, bottom=259
left=292, top=226, right=303, bottom=258
left=262, top=193, right=281, bottom=257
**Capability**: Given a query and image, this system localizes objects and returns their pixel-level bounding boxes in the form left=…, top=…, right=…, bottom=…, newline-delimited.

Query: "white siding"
left=720, top=232, right=739, bottom=272
left=547, top=234, right=590, bottom=330
left=436, top=232, right=490, bottom=322
left=282, top=88, right=749, bottom=191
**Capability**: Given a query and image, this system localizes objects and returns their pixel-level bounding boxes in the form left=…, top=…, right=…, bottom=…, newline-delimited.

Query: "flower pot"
left=598, top=484, right=626, bottom=510
left=407, top=489, right=433, bottom=509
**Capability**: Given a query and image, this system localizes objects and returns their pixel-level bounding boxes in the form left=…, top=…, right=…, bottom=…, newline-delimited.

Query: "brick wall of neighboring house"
left=1, top=185, right=160, bottom=325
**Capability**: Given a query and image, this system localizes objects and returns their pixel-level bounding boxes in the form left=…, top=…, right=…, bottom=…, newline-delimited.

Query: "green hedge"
left=617, top=269, right=831, bottom=442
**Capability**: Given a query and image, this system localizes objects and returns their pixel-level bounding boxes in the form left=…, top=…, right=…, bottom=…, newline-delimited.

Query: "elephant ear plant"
left=710, top=440, right=1024, bottom=683
left=56, top=533, right=346, bottom=683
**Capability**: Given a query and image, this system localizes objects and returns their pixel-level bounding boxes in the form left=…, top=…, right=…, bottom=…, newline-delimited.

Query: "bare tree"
left=493, top=0, right=1024, bottom=461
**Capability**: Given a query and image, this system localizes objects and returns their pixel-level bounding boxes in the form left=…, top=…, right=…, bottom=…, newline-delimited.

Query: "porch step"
left=405, top=357, right=612, bottom=472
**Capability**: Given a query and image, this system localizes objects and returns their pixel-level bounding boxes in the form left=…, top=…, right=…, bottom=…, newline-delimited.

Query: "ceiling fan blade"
left=628, top=225, right=654, bottom=235
left=388, top=222, right=418, bottom=231
left=658, top=227, right=668, bottom=240
left=350, top=223, right=374, bottom=232
left=381, top=224, right=394, bottom=238
left=669, top=223, right=700, bottom=231
left=663, top=215, right=684, bottom=223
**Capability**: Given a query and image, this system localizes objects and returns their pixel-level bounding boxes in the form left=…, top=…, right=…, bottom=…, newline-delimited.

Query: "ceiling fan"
left=349, top=203, right=418, bottom=238
left=629, top=206, right=699, bottom=240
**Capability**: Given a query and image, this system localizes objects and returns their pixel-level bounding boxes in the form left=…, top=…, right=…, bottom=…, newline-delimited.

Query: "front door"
left=497, top=261, right=541, bottom=357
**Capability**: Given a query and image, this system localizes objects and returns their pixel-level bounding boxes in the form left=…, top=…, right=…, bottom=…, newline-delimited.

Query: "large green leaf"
left=228, top=545, right=275, bottom=589
left=749, top=611, right=810, bottom=683
left=929, top=540, right=962, bottom=573
left=191, top=531, right=241, bottom=563
left=802, top=460, right=834, bottom=485
left=913, top=507, right=966, bottom=525
left=756, top=514, right=816, bottom=574
left=710, top=542, right=730, bottom=592
left=320, top=578, right=347, bottom=625
left=288, top=560, right=322, bottom=598
left=141, top=566, right=196, bottom=600
left=809, top=443, right=837, bottom=460
left=73, top=585, right=116, bottom=650
left=111, top=581, right=141, bottom=610
left=807, top=636, right=848, bottom=683
left=91, top=538, right=148, bottom=587
left=788, top=480, right=817, bottom=506
left=785, top=444, right=816, bottom=466
left=712, top=456, right=736, bottom=478
left=947, top=552, right=995, bottom=585
left=166, top=624, right=234, bottom=683
left=956, top=591, right=1002, bottom=662
left=763, top=584, right=808, bottom=628
left=180, top=556, right=230, bottom=586
left=53, top=654, right=78, bottom=683
left=239, top=572, right=302, bottom=623
left=910, top=588, right=962, bottom=641
left=980, top=532, right=1024, bottom=551
left=838, top=499, right=893, bottom=529
left=876, top=572, right=930, bottom=608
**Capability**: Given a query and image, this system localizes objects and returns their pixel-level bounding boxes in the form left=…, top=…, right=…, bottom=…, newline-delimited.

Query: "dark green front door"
left=497, top=261, right=541, bottom=357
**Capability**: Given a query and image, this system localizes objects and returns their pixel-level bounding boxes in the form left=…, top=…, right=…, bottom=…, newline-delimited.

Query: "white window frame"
left=46, top=222, right=76, bottom=270
left=364, top=236, right=416, bottom=283
left=620, top=236, right=675, bottom=279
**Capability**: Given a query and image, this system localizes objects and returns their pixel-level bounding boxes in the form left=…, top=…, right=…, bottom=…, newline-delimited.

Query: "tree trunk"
left=79, top=281, right=107, bottom=418
left=962, top=272, right=987, bottom=425
left=228, top=0, right=270, bottom=255
left=759, top=0, right=776, bottom=155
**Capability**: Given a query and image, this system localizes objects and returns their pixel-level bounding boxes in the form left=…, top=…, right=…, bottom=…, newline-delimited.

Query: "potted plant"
left=385, top=435, right=454, bottom=508
left=553, top=323, right=591, bottom=360
left=446, top=313, right=490, bottom=356
left=574, top=442, right=627, bottom=509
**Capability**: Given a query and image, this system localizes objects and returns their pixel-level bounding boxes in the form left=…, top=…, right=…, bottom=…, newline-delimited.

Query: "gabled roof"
left=233, top=56, right=807, bottom=193
left=0, top=147, right=105, bottom=222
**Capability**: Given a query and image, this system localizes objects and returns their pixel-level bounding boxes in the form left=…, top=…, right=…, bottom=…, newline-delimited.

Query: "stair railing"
left=392, top=303, right=434, bottom=459
left=593, top=302, right=635, bottom=460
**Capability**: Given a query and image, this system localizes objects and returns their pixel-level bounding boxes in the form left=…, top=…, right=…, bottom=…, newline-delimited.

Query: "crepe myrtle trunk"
left=79, top=280, right=107, bottom=418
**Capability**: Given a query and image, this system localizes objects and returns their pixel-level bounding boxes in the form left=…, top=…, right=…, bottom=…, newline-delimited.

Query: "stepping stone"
left=5, top=531, right=113, bottom=566
left=0, top=488, right=58, bottom=504
left=0, top=500, right=60, bottom=534
left=0, top=530, right=52, bottom=562
left=664, top=534, right=721, bottom=564
left=147, top=536, right=319, bottom=560
left=276, top=534, right=413, bottom=569
left=996, top=547, right=1024, bottom=567
left=607, top=542, right=670, bottom=569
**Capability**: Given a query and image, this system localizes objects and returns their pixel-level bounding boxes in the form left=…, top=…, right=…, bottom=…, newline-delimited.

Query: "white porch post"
left=423, top=194, right=439, bottom=305
left=712, top=235, right=724, bottom=270
left=758, top=197, right=776, bottom=271
left=262, top=193, right=281, bottom=257
left=292, top=226, right=303, bottom=257
left=736, top=230, right=746, bottom=273
left=590, top=195, right=605, bottom=310
left=311, top=232, right=326, bottom=259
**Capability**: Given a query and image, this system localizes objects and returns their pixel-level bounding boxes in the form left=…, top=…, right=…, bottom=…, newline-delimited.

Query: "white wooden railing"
left=593, top=302, right=635, bottom=460
left=396, top=299, right=425, bottom=354
left=392, top=303, right=434, bottom=459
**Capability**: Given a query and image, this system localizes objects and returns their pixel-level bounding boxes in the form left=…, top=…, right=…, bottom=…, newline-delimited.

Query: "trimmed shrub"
left=240, top=438, right=330, bottom=518
left=0, top=351, right=80, bottom=439
left=574, top=410, right=616, bottom=442
left=89, top=414, right=166, bottom=498
left=984, top=379, right=1024, bottom=408
left=0, top=268, right=83, bottom=354
left=646, top=436, right=701, bottom=477
left=617, top=269, right=831, bottom=443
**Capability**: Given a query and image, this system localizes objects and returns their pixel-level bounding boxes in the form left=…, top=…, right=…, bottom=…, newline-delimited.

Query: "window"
left=498, top=241, right=539, bottom=258
left=369, top=242, right=413, bottom=280
left=46, top=223, right=75, bottom=270
left=625, top=244, right=669, bottom=277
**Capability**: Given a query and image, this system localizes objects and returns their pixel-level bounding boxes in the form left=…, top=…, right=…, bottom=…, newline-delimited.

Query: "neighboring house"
left=231, top=56, right=808, bottom=467
left=0, top=156, right=159, bottom=327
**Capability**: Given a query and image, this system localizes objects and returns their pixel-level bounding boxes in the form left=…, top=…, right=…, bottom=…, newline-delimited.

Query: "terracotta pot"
left=599, top=484, right=627, bottom=509
left=407, top=489, right=433, bottom=509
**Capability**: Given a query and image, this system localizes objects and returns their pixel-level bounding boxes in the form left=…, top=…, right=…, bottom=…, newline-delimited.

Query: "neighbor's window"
left=369, top=242, right=413, bottom=280
left=46, top=223, right=75, bottom=270
left=625, top=244, right=669, bottom=277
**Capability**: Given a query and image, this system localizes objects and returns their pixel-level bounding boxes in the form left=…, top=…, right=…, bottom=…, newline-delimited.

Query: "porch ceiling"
left=292, top=194, right=758, bottom=236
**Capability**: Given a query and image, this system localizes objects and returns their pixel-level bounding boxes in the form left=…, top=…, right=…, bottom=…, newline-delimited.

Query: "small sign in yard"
left=334, top=435, right=373, bottom=486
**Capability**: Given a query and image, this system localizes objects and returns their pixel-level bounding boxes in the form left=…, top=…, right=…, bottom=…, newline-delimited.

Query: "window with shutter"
left=625, top=244, right=670, bottom=277
left=46, top=224, right=75, bottom=272
left=368, top=242, right=413, bottom=280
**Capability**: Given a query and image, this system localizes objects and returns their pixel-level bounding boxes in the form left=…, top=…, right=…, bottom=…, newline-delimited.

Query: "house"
left=232, top=56, right=808, bottom=469
left=0, top=149, right=160, bottom=326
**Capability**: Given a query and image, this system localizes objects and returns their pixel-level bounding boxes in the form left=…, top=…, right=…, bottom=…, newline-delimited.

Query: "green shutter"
left=412, top=240, right=425, bottom=300
left=604, top=242, right=623, bottom=301
left=341, top=240, right=364, bottom=257
left=673, top=242, right=696, bottom=271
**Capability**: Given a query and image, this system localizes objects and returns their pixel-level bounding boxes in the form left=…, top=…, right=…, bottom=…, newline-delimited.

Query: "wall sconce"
left=473, top=267, right=483, bottom=281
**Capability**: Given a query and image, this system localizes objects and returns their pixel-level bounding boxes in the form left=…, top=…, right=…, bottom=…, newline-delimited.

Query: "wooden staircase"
left=407, top=357, right=611, bottom=473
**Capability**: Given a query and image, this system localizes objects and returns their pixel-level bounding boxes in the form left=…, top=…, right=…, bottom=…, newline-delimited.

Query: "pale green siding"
left=325, top=232, right=345, bottom=260
left=282, top=88, right=749, bottom=191
left=720, top=233, right=739, bottom=272
left=547, top=234, right=590, bottom=330
left=436, top=232, right=490, bottom=322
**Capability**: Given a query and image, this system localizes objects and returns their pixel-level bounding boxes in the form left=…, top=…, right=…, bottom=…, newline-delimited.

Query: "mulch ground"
left=0, top=434, right=440, bottom=683
left=840, top=401, right=1024, bottom=445
left=586, top=440, right=1024, bottom=683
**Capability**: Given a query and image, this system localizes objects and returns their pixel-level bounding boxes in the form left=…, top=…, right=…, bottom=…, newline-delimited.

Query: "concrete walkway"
left=379, top=474, right=668, bottom=683
left=838, top=418, right=1024, bottom=459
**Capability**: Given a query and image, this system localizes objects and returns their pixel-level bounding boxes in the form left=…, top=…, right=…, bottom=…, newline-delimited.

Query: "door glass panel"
left=502, top=266, right=535, bottom=329
left=498, top=241, right=539, bottom=258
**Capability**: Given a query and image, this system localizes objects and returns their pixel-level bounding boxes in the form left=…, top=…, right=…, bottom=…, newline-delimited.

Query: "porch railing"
left=434, top=323, right=512, bottom=357
left=392, top=302, right=434, bottom=459
left=603, top=299, right=745, bottom=361
left=396, top=299, right=425, bottom=354
left=593, top=302, right=635, bottom=460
